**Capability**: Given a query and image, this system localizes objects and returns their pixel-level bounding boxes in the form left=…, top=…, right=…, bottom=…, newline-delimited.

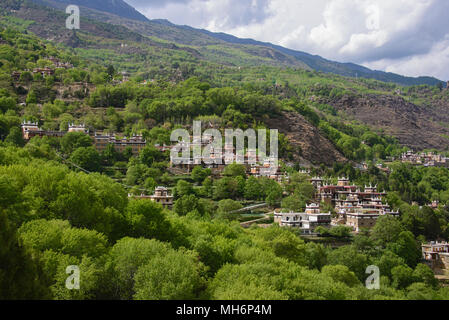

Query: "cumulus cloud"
left=125, top=0, right=449, bottom=80
left=365, top=37, right=449, bottom=80
left=126, top=0, right=191, bottom=10
left=128, top=0, right=271, bottom=29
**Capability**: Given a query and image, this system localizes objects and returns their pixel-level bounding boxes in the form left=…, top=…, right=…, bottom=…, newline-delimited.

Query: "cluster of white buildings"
left=129, top=187, right=174, bottom=209
left=169, top=133, right=288, bottom=181
left=317, top=177, right=399, bottom=232
left=276, top=177, right=399, bottom=234
left=21, top=121, right=78, bottom=140
left=400, top=150, right=449, bottom=168
left=274, top=203, right=331, bottom=235
left=422, top=242, right=449, bottom=272
left=46, top=57, right=74, bottom=69
left=21, top=122, right=147, bottom=156
left=11, top=57, right=74, bottom=81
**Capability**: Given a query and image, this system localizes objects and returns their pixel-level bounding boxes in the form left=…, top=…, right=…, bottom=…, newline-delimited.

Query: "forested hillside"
left=30, top=0, right=445, bottom=86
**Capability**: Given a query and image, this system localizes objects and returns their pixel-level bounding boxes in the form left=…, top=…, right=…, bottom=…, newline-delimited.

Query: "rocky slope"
left=265, top=112, right=347, bottom=166
left=328, top=94, right=449, bottom=151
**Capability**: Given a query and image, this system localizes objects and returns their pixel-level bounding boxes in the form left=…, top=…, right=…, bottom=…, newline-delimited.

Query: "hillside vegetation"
left=1, top=0, right=449, bottom=301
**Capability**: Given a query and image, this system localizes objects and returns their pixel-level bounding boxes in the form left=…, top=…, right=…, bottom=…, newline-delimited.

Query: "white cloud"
left=126, top=0, right=449, bottom=80
left=365, top=37, right=449, bottom=80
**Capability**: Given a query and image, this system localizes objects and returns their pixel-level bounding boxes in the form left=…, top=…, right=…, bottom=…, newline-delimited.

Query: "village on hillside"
left=19, top=121, right=439, bottom=237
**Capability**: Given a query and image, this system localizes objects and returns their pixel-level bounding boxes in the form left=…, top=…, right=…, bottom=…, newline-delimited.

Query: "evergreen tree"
left=0, top=212, right=51, bottom=299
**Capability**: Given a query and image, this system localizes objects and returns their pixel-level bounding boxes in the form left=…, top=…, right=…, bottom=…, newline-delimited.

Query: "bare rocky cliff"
left=265, top=112, right=347, bottom=166
left=328, top=94, right=449, bottom=151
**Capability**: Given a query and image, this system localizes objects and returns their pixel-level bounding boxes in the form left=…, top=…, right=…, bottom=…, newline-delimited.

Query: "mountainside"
left=3, top=0, right=449, bottom=304
left=2, top=0, right=449, bottom=155
left=33, top=0, right=444, bottom=86
left=265, top=111, right=347, bottom=166
left=181, top=27, right=443, bottom=87
left=327, top=93, right=449, bottom=151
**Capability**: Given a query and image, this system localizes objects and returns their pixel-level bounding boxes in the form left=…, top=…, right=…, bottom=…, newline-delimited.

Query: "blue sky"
left=126, top=0, right=449, bottom=80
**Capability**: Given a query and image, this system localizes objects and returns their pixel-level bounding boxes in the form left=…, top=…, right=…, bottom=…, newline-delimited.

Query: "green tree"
left=106, top=65, right=115, bottom=81
left=107, top=237, right=170, bottom=299
left=174, top=195, right=204, bottom=216
left=139, top=146, right=163, bottom=167
left=304, top=242, right=327, bottom=271
left=101, top=144, right=119, bottom=165
left=294, top=182, right=316, bottom=201
left=327, top=245, right=368, bottom=281
left=213, top=177, right=240, bottom=200
left=144, top=177, right=157, bottom=193
left=281, top=194, right=305, bottom=212
left=49, top=254, right=105, bottom=300
left=61, top=132, right=93, bottom=154
left=321, top=265, right=360, bottom=287
left=69, top=147, right=102, bottom=172
left=406, top=282, right=438, bottom=300
left=125, top=164, right=150, bottom=186
left=266, top=183, right=283, bottom=207
left=328, top=226, right=352, bottom=239
left=133, top=250, right=205, bottom=300
left=0, top=97, right=16, bottom=113
left=173, top=180, right=194, bottom=199
left=191, top=166, right=211, bottom=184
left=244, top=176, right=262, bottom=200
left=192, top=234, right=235, bottom=275
left=413, top=264, right=438, bottom=288
left=374, top=250, right=406, bottom=280
left=5, top=127, right=24, bottom=147
left=125, top=200, right=172, bottom=242
left=216, top=199, right=243, bottom=220
left=391, top=265, right=415, bottom=289
left=19, top=219, right=109, bottom=259
left=0, top=116, right=8, bottom=140
left=0, top=212, right=51, bottom=299
left=371, top=215, right=405, bottom=246
left=201, top=177, right=213, bottom=198
left=223, top=164, right=246, bottom=178
left=26, top=90, right=37, bottom=104
left=387, top=231, right=421, bottom=268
